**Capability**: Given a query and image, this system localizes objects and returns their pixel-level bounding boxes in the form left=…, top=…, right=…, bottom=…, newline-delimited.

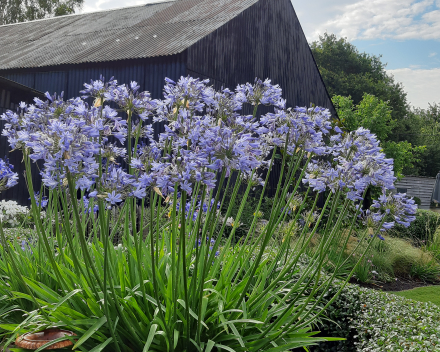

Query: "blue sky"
left=293, top=0, right=440, bottom=109
left=81, top=0, right=440, bottom=109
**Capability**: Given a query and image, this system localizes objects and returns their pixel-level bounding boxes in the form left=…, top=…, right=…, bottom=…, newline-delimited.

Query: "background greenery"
left=311, top=33, right=440, bottom=177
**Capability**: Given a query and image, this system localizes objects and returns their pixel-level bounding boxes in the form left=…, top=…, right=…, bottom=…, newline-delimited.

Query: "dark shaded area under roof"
left=0, top=0, right=259, bottom=69
left=0, top=76, right=44, bottom=99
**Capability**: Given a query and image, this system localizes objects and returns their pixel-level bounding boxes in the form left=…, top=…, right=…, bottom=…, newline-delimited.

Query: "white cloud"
left=387, top=67, right=440, bottom=108
left=309, top=0, right=440, bottom=41
left=429, top=52, right=438, bottom=57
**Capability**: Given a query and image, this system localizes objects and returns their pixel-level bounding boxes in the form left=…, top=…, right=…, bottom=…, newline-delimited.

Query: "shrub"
left=366, top=236, right=440, bottom=282
left=309, top=284, right=360, bottom=352
left=312, top=283, right=440, bottom=352
left=353, top=288, right=440, bottom=351
left=388, top=209, right=440, bottom=244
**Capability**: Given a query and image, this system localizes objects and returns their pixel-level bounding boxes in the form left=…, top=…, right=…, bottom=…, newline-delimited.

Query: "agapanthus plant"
left=0, top=76, right=416, bottom=352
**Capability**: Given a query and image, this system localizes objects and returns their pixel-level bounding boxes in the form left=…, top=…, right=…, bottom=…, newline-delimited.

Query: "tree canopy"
left=405, top=104, right=440, bottom=177
left=310, top=33, right=409, bottom=140
left=332, top=94, right=425, bottom=178
left=0, top=0, right=83, bottom=25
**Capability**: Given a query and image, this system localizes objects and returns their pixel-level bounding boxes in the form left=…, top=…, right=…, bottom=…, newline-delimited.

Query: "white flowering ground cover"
left=0, top=200, right=28, bottom=227
left=353, top=288, right=440, bottom=351
left=315, top=283, right=440, bottom=352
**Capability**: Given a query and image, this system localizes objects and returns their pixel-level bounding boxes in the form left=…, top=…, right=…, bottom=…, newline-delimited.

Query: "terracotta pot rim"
left=15, top=328, right=77, bottom=350
left=19, top=329, right=75, bottom=342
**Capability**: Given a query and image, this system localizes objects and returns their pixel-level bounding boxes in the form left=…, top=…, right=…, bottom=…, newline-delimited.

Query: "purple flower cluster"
left=368, top=191, right=417, bottom=231
left=30, top=192, right=48, bottom=208
left=82, top=195, right=99, bottom=214
left=0, top=158, right=18, bottom=193
left=259, top=106, right=332, bottom=156
left=236, top=78, right=284, bottom=108
left=0, top=75, right=417, bottom=231
left=302, top=126, right=416, bottom=233
left=303, top=127, right=395, bottom=196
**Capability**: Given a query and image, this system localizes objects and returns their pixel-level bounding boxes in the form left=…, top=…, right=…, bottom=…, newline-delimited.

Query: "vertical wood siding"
left=395, top=176, right=436, bottom=210
left=186, top=0, right=335, bottom=116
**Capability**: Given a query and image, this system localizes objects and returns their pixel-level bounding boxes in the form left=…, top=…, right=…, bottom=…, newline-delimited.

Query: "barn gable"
left=186, top=0, right=334, bottom=115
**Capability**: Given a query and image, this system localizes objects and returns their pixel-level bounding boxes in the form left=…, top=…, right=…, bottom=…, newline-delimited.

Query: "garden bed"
left=349, top=276, right=434, bottom=291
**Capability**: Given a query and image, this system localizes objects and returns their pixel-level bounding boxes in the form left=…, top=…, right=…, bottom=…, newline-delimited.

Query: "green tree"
left=332, top=94, right=425, bottom=178
left=406, top=104, right=440, bottom=176
left=0, top=0, right=83, bottom=25
left=332, top=94, right=394, bottom=142
left=311, top=33, right=409, bottom=141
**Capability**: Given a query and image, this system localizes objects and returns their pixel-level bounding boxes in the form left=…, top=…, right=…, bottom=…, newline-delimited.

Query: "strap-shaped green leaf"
left=72, top=316, right=107, bottom=350
left=89, top=337, right=113, bottom=352
left=142, top=324, right=158, bottom=352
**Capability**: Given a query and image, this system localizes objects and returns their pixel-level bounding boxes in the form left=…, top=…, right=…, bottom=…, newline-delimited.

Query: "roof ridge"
left=0, top=0, right=176, bottom=28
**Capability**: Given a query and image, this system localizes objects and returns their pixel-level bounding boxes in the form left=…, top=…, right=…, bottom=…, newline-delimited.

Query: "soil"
left=349, top=276, right=439, bottom=292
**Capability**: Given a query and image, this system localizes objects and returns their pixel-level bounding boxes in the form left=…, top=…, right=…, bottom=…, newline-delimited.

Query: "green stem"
left=178, top=191, right=190, bottom=350
left=65, top=172, right=104, bottom=292
left=99, top=199, right=122, bottom=352
left=149, top=189, right=170, bottom=341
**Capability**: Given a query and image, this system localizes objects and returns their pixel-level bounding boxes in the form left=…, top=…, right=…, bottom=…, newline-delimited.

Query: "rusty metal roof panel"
left=0, top=0, right=259, bottom=69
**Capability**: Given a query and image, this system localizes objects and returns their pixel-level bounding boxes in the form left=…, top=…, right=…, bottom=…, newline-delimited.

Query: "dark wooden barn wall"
left=0, top=55, right=187, bottom=205
left=186, top=0, right=334, bottom=196
left=186, top=0, right=335, bottom=116
left=0, top=55, right=187, bottom=101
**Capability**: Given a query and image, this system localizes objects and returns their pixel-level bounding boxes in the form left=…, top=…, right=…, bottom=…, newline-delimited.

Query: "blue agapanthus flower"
left=0, top=74, right=418, bottom=225
left=30, top=192, right=48, bottom=208
left=0, top=158, right=18, bottom=193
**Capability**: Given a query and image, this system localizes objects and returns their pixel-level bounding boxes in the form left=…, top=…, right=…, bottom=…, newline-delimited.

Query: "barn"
left=0, top=0, right=335, bottom=204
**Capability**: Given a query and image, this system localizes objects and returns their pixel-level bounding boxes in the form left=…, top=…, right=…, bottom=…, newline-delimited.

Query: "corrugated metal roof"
left=0, top=0, right=258, bottom=69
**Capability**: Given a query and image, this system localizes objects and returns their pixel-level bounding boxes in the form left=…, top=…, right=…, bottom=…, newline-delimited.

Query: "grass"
left=391, top=285, right=440, bottom=306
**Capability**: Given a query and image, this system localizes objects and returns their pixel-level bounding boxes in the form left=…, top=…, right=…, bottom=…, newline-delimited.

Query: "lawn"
left=391, top=285, right=440, bottom=306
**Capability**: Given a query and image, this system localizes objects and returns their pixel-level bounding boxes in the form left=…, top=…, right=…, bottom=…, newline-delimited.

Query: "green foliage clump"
left=413, top=197, right=422, bottom=206
left=388, top=209, right=440, bottom=244
left=361, top=235, right=439, bottom=282
left=405, top=104, right=440, bottom=176
left=332, top=94, right=394, bottom=142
